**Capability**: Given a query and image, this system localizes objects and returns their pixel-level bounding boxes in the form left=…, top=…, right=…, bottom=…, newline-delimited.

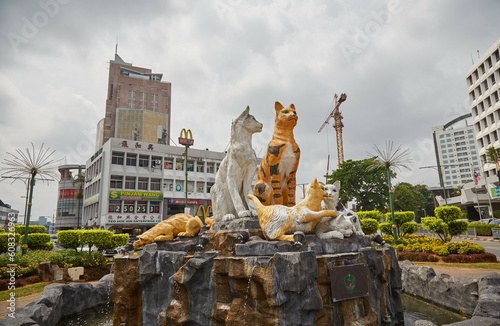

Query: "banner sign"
left=106, top=213, right=162, bottom=224
left=168, top=198, right=205, bottom=205
left=58, top=189, right=80, bottom=199
left=109, top=190, right=163, bottom=201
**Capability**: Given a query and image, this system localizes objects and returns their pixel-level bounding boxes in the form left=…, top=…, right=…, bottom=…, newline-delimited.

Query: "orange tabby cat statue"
left=247, top=178, right=336, bottom=242
left=253, top=101, right=300, bottom=206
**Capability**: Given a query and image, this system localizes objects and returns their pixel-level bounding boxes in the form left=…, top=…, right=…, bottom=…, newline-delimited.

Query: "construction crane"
left=318, top=93, right=347, bottom=168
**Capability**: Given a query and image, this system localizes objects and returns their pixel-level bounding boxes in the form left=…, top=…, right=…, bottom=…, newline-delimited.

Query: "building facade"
left=432, top=117, right=480, bottom=188
left=468, top=38, right=500, bottom=180
left=55, top=164, right=86, bottom=230
left=97, top=54, right=172, bottom=149
left=82, top=138, right=225, bottom=235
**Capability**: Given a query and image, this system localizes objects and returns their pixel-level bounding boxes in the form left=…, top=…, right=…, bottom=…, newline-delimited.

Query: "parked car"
left=102, top=249, right=118, bottom=257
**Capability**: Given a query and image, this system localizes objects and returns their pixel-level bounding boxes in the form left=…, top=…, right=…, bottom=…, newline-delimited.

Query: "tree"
left=393, top=182, right=425, bottom=212
left=421, top=206, right=468, bottom=242
left=413, top=184, right=435, bottom=217
left=486, top=145, right=500, bottom=183
left=326, top=158, right=389, bottom=211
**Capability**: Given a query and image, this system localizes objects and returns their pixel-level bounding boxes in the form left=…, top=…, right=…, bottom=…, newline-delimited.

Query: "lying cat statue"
left=247, top=178, right=336, bottom=242
left=133, top=213, right=214, bottom=249
left=321, top=181, right=364, bottom=236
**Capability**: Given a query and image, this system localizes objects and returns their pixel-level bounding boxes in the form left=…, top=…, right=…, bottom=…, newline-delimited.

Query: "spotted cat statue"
left=253, top=101, right=300, bottom=206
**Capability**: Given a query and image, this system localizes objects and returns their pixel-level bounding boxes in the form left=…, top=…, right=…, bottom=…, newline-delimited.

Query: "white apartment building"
left=469, top=38, right=500, bottom=180
left=82, top=138, right=225, bottom=235
left=432, top=117, right=480, bottom=187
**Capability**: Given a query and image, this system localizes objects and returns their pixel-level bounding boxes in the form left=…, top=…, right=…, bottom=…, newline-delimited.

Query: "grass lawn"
left=0, top=282, right=49, bottom=301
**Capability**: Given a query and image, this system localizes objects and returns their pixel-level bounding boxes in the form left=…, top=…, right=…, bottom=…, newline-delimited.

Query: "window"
left=196, top=162, right=204, bottom=172
left=176, top=159, right=184, bottom=170
left=138, top=177, right=148, bottom=190
left=124, top=177, right=135, bottom=190
left=128, top=90, right=135, bottom=109
left=137, top=201, right=147, bottom=213
left=126, top=153, right=137, bottom=166
left=197, top=182, right=205, bottom=193
left=123, top=201, right=135, bottom=213
left=110, top=175, right=123, bottom=189
left=152, top=93, right=158, bottom=111
left=149, top=201, right=160, bottom=213
left=187, top=160, right=194, bottom=172
left=151, top=156, right=162, bottom=169
left=109, top=200, right=121, bottom=213
left=139, top=155, right=149, bottom=167
left=140, top=92, right=146, bottom=109
left=150, top=178, right=161, bottom=191
left=112, top=152, right=124, bottom=165
left=164, top=158, right=173, bottom=170
left=207, top=162, right=215, bottom=174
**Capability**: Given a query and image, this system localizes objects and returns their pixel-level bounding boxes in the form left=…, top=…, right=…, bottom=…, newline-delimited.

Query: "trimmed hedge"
left=357, top=210, right=384, bottom=221
left=21, top=233, right=53, bottom=251
left=360, top=218, right=379, bottom=235
left=468, top=222, right=498, bottom=236
left=14, top=225, right=46, bottom=234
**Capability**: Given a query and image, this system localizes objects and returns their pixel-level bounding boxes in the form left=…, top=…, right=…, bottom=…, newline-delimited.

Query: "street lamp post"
left=179, top=129, right=194, bottom=214
left=420, top=164, right=457, bottom=206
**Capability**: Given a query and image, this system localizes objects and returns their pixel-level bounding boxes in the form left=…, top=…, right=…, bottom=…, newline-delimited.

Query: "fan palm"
left=1, top=143, right=61, bottom=255
left=367, top=141, right=412, bottom=242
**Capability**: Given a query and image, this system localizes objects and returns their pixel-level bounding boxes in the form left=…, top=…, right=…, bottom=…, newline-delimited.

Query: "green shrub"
left=20, top=233, right=52, bottom=251
left=469, top=222, right=495, bottom=236
left=360, top=218, right=379, bottom=235
left=14, top=225, right=46, bottom=234
left=0, top=233, right=20, bottom=254
left=400, top=221, right=419, bottom=236
left=357, top=210, right=384, bottom=221
left=111, top=234, right=129, bottom=248
left=379, top=222, right=392, bottom=235
left=57, top=230, right=82, bottom=250
left=434, top=206, right=462, bottom=223
left=80, top=229, right=115, bottom=252
left=447, top=220, right=468, bottom=237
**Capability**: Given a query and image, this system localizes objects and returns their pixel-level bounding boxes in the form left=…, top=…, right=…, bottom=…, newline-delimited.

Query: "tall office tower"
left=97, top=54, right=171, bottom=148
left=432, top=118, right=480, bottom=188
left=468, top=39, right=500, bottom=181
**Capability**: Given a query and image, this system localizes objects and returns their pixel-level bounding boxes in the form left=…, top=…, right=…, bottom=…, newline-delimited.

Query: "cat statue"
left=247, top=178, right=336, bottom=242
left=315, top=214, right=354, bottom=239
left=321, top=181, right=364, bottom=236
left=210, top=106, right=263, bottom=222
left=253, top=101, right=300, bottom=207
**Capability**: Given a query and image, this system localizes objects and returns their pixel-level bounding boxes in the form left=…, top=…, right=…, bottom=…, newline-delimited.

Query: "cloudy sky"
left=0, top=0, right=499, bottom=221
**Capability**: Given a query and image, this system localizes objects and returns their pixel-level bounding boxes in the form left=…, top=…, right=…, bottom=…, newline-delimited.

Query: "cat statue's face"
left=275, top=101, right=298, bottom=128
left=306, top=178, right=329, bottom=205
left=235, top=106, right=263, bottom=134
left=323, top=181, right=340, bottom=205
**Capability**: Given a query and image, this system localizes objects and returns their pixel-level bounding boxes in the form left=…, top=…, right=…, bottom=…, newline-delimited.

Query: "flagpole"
left=472, top=164, right=482, bottom=221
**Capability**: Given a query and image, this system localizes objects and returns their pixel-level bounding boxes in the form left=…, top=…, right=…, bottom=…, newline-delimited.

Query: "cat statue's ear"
left=275, top=101, right=284, bottom=113
left=290, top=103, right=296, bottom=110
left=333, top=180, right=341, bottom=190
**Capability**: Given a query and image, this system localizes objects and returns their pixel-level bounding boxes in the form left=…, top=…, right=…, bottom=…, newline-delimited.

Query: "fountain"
left=112, top=105, right=405, bottom=326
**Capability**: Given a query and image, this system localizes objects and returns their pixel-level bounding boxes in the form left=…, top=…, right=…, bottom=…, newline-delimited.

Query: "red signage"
left=58, top=189, right=80, bottom=199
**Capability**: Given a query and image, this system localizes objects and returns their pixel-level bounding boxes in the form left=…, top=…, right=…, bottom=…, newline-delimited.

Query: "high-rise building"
left=432, top=115, right=480, bottom=188
left=468, top=38, right=500, bottom=180
left=96, top=54, right=171, bottom=149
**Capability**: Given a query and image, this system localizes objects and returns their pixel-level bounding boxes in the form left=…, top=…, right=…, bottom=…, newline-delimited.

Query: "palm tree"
left=486, top=145, right=500, bottom=183
left=1, top=143, right=60, bottom=255
left=367, top=141, right=412, bottom=242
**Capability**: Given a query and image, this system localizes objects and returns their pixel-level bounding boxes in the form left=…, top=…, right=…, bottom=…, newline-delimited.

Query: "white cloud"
left=0, top=0, right=499, bottom=219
